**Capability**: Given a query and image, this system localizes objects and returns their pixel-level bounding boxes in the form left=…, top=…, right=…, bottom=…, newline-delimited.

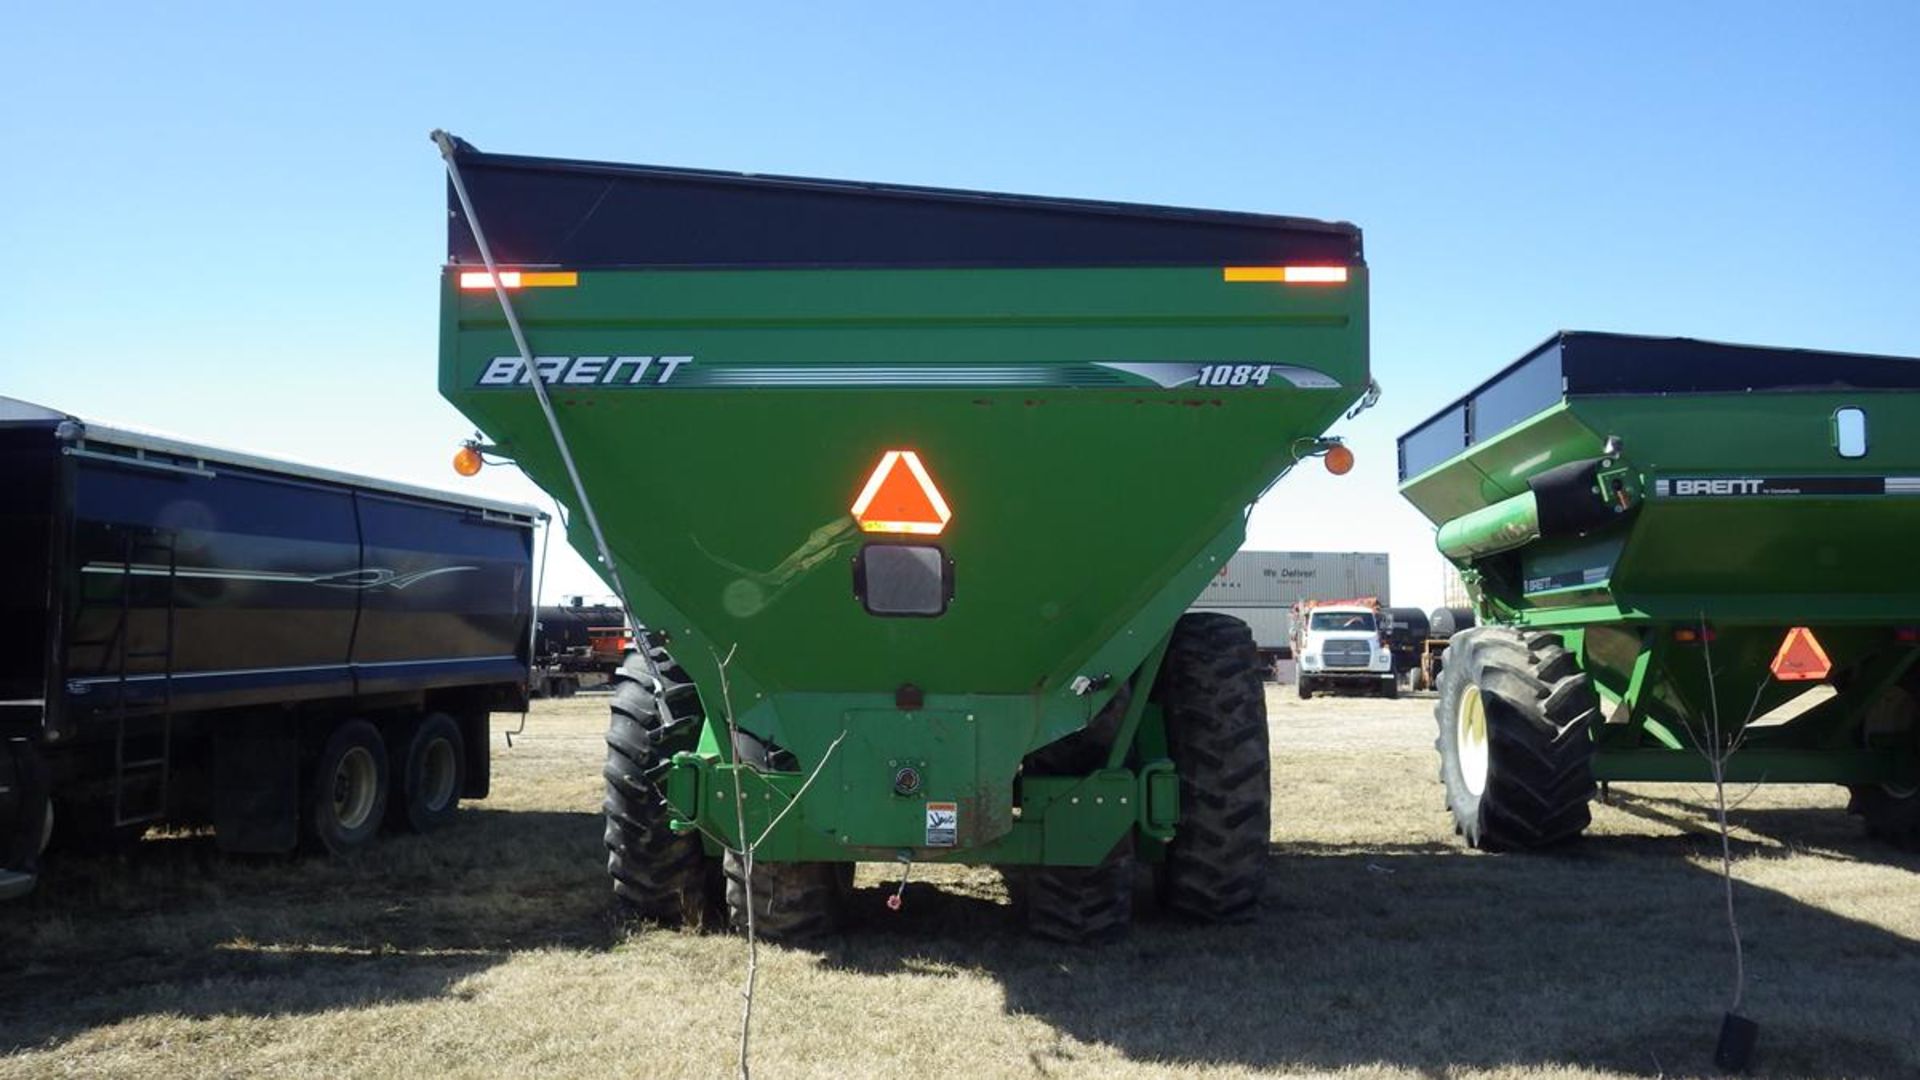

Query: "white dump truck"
left=1291, top=597, right=1397, bottom=699
left=1189, top=551, right=1390, bottom=664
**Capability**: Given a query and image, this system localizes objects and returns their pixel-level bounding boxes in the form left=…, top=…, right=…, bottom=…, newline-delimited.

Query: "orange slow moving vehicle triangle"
left=851, top=450, right=952, bottom=536
left=1769, top=626, right=1833, bottom=682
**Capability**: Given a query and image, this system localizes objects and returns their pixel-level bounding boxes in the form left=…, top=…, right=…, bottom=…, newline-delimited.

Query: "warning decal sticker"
left=924, top=802, right=958, bottom=847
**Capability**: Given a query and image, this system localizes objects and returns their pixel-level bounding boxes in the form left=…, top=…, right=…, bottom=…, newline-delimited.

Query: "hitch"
left=1138, top=759, right=1180, bottom=841
left=663, top=751, right=707, bottom=833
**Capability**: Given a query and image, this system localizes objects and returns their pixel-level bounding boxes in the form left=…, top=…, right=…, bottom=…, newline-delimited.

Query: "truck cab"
left=1294, top=601, right=1397, bottom=698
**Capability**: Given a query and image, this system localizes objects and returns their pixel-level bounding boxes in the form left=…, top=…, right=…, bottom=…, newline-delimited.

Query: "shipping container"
left=1191, top=550, right=1389, bottom=608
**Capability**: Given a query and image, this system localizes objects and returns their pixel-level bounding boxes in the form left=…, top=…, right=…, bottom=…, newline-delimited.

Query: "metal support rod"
left=1104, top=635, right=1173, bottom=771
left=506, top=508, right=558, bottom=747
left=431, top=130, right=664, bottom=686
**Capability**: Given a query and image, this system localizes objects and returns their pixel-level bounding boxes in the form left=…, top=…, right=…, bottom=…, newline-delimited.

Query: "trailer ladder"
left=70, top=528, right=180, bottom=827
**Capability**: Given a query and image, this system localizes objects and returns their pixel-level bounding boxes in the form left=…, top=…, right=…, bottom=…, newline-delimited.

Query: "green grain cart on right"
left=1398, top=332, right=1920, bottom=850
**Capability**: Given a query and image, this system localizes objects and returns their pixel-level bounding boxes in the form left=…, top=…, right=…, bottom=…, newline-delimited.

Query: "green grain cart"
left=431, top=137, right=1370, bottom=941
left=1399, top=332, right=1920, bottom=851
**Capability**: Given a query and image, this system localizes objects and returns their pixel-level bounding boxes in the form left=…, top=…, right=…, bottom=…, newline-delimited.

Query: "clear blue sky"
left=4, top=4, right=1915, bottom=607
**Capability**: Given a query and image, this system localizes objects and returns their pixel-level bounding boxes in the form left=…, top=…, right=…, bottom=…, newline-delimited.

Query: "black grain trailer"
left=0, top=398, right=541, bottom=899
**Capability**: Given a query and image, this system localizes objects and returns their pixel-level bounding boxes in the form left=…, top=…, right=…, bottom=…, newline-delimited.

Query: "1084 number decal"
left=1194, top=364, right=1275, bottom=388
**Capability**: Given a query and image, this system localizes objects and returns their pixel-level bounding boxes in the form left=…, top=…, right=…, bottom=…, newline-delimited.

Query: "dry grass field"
left=4, top=689, right=1917, bottom=1079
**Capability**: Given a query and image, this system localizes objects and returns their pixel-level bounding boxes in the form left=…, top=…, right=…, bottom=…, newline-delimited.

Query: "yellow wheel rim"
left=1457, top=683, right=1489, bottom=797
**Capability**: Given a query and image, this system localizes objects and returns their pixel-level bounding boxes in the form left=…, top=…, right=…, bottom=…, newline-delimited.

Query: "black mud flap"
left=459, top=710, right=490, bottom=799
left=212, top=726, right=300, bottom=853
left=1, top=738, right=51, bottom=896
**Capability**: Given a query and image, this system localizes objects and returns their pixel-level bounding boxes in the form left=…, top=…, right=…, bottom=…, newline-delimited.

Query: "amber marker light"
left=1222, top=266, right=1350, bottom=284
left=453, top=445, right=484, bottom=477
left=1324, top=443, right=1355, bottom=476
left=457, top=270, right=579, bottom=290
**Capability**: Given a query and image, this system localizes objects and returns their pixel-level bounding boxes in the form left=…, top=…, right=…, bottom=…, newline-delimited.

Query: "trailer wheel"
left=604, top=653, right=715, bottom=926
left=1015, top=837, right=1135, bottom=944
left=388, top=712, right=467, bottom=833
left=723, top=853, right=851, bottom=942
left=1154, top=611, right=1270, bottom=921
left=1434, top=627, right=1597, bottom=851
left=305, top=720, right=389, bottom=855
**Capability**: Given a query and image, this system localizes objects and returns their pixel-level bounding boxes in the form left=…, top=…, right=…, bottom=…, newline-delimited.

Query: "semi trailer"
left=0, top=398, right=540, bottom=899
left=1399, top=333, right=1920, bottom=850
left=433, top=134, right=1371, bottom=941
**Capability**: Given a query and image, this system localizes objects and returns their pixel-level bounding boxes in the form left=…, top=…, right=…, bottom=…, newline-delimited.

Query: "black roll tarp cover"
left=1552, top=332, right=1920, bottom=396
left=1396, top=332, right=1920, bottom=481
left=444, top=137, right=1362, bottom=270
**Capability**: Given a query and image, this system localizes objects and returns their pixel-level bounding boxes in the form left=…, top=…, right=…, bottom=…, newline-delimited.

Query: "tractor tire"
left=717, top=727, right=843, bottom=941
left=604, top=652, right=715, bottom=926
left=1017, top=837, right=1136, bottom=944
left=304, top=720, right=390, bottom=855
left=1849, top=786, right=1920, bottom=849
left=1848, top=675, right=1920, bottom=848
left=1434, top=626, right=1598, bottom=851
left=723, top=853, right=852, bottom=942
left=1154, top=612, right=1270, bottom=921
left=1011, top=685, right=1135, bottom=943
left=387, top=712, right=466, bottom=834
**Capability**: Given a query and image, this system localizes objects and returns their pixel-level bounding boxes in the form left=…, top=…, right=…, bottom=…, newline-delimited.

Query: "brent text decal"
left=1653, top=476, right=1908, bottom=498
left=478, top=355, right=691, bottom=387
left=471, top=357, right=1344, bottom=391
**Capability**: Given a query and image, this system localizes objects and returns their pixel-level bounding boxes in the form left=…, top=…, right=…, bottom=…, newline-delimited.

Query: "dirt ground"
left=3, top=689, right=1916, bottom=1079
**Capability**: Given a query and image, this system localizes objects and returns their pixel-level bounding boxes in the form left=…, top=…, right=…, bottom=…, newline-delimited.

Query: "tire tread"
left=1435, top=626, right=1598, bottom=851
